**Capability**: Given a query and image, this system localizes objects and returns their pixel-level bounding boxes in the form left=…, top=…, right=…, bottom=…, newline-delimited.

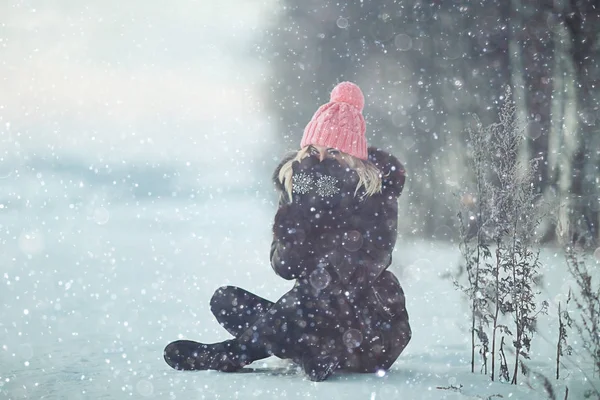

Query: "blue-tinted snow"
left=0, top=162, right=595, bottom=399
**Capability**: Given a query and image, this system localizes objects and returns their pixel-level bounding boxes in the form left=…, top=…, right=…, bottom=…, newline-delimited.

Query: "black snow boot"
left=163, top=339, right=246, bottom=372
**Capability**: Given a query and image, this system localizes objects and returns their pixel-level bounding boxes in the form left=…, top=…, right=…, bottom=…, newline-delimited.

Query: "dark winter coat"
left=268, top=147, right=411, bottom=371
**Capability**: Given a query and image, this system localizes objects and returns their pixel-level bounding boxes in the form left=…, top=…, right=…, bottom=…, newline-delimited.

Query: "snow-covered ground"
left=0, top=164, right=597, bottom=400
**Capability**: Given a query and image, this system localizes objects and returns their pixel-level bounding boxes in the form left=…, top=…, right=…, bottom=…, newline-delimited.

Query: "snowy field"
left=2, top=1, right=598, bottom=398
left=0, top=164, right=597, bottom=400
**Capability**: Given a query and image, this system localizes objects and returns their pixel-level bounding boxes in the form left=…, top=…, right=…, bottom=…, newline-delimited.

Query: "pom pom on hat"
left=330, top=81, right=364, bottom=112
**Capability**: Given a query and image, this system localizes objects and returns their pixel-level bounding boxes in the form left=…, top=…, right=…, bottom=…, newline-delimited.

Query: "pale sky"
left=0, top=0, right=274, bottom=163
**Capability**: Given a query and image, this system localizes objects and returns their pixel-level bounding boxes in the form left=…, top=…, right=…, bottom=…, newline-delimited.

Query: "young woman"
left=164, top=82, right=411, bottom=381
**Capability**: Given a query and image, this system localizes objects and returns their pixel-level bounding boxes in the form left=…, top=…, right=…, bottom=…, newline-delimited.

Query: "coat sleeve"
left=336, top=148, right=406, bottom=295
left=331, top=195, right=398, bottom=292
left=269, top=153, right=318, bottom=280
left=269, top=202, right=317, bottom=280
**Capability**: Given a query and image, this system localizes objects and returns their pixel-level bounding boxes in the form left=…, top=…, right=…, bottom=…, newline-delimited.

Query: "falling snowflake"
left=316, top=175, right=340, bottom=197
left=292, top=172, right=314, bottom=194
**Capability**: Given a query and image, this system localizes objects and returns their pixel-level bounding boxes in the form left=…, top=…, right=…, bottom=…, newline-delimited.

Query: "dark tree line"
left=260, top=0, right=600, bottom=245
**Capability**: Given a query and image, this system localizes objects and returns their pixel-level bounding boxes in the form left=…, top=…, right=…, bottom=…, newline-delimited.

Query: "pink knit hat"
left=300, top=81, right=367, bottom=160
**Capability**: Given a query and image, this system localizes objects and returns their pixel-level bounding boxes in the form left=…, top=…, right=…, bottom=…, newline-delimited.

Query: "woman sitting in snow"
left=164, top=82, right=411, bottom=382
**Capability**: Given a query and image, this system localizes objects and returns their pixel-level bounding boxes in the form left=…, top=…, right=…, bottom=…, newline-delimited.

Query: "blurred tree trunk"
left=520, top=2, right=555, bottom=192
left=548, top=1, right=572, bottom=244
left=561, top=0, right=600, bottom=245
left=507, top=0, right=559, bottom=242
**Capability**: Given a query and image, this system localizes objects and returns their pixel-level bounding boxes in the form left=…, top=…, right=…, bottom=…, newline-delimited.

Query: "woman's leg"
left=165, top=280, right=356, bottom=381
left=209, top=286, right=274, bottom=338
left=165, top=286, right=277, bottom=371
left=230, top=279, right=359, bottom=381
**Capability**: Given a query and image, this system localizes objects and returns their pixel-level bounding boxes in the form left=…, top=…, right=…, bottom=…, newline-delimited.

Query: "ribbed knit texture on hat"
left=300, top=82, right=367, bottom=160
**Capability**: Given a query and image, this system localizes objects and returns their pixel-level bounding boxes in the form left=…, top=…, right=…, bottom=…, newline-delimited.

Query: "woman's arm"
left=269, top=156, right=338, bottom=280
left=331, top=196, right=398, bottom=290
left=334, top=148, right=405, bottom=292
left=269, top=203, right=317, bottom=280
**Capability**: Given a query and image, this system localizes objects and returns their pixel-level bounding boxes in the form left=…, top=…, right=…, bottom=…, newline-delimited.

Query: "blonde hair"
left=278, top=147, right=382, bottom=203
